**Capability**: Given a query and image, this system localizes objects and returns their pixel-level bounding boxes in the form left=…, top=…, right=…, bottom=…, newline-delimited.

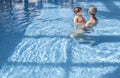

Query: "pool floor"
left=0, top=0, right=120, bottom=78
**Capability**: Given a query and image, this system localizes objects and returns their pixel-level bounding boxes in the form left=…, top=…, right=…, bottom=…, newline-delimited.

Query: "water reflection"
left=0, top=0, right=31, bottom=70
left=24, top=0, right=29, bottom=11
left=0, top=0, right=13, bottom=11
left=38, top=0, right=43, bottom=9
left=0, top=0, right=89, bottom=12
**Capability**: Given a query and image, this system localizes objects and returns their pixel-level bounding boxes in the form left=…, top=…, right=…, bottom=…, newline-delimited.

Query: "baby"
left=73, top=7, right=86, bottom=29
left=71, top=7, right=86, bottom=38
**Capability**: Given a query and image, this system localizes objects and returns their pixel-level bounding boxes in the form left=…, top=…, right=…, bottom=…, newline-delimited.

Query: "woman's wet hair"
left=74, top=7, right=82, bottom=14
left=88, top=5, right=97, bottom=16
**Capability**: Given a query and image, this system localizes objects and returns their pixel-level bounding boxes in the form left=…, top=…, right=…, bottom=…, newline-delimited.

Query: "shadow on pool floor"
left=85, top=35, right=120, bottom=46
left=0, top=30, right=25, bottom=69
left=102, top=67, right=120, bottom=78
left=5, top=61, right=120, bottom=78
left=23, top=34, right=120, bottom=46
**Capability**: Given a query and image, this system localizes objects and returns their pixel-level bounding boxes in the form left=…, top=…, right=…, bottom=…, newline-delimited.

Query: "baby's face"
left=76, top=10, right=82, bottom=16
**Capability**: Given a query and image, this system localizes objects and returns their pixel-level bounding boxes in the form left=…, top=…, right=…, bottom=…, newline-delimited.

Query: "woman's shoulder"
left=85, top=20, right=97, bottom=27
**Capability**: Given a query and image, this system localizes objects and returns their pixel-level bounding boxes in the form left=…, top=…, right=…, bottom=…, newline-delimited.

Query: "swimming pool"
left=0, top=0, right=120, bottom=78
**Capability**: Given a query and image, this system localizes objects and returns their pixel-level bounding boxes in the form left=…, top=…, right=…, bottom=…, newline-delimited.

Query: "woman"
left=84, top=5, right=98, bottom=32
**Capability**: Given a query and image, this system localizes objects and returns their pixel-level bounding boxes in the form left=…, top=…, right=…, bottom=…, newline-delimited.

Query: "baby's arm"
left=82, top=16, right=86, bottom=24
left=74, top=16, right=80, bottom=25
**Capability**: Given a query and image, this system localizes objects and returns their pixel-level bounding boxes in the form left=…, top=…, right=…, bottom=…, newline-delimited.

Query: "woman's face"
left=88, top=6, right=97, bottom=15
left=88, top=9, right=94, bottom=16
left=88, top=10, right=91, bottom=15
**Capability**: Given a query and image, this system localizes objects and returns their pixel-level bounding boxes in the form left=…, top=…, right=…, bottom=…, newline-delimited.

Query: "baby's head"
left=88, top=5, right=97, bottom=16
left=74, top=7, right=82, bottom=16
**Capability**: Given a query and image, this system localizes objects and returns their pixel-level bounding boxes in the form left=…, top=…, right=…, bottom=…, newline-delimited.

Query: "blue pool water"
left=0, top=0, right=120, bottom=78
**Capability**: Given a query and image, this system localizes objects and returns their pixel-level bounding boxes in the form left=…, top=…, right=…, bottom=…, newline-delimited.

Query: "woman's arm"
left=85, top=21, right=91, bottom=27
